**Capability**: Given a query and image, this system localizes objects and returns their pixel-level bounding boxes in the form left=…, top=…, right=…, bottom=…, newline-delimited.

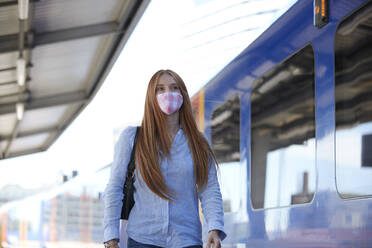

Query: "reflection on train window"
left=250, top=45, right=316, bottom=209
left=335, top=1, right=372, bottom=198
left=211, top=95, right=241, bottom=213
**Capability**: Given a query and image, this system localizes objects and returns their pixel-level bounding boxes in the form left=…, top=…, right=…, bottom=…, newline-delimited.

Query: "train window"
left=335, top=1, right=372, bottom=198
left=211, top=95, right=241, bottom=213
left=250, top=45, right=316, bottom=209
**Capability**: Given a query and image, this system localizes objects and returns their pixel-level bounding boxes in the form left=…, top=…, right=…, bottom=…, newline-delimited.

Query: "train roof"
left=0, top=0, right=149, bottom=160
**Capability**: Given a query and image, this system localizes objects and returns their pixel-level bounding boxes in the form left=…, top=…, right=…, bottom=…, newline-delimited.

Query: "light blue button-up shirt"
left=103, top=126, right=226, bottom=247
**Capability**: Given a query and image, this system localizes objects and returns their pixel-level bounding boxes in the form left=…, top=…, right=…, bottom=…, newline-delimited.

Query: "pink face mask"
left=156, top=92, right=183, bottom=115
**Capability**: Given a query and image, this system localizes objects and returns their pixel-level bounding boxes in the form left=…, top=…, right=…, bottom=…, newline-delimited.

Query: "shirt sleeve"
left=198, top=158, right=227, bottom=241
left=103, top=126, right=137, bottom=242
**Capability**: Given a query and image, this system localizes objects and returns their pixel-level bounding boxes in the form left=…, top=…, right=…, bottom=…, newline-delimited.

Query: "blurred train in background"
left=1, top=0, right=372, bottom=247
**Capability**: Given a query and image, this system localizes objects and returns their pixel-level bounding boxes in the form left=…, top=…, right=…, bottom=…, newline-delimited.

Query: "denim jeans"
left=127, top=237, right=202, bottom=248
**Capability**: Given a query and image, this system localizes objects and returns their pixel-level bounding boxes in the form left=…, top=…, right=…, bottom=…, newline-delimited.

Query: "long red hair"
left=134, top=69, right=217, bottom=200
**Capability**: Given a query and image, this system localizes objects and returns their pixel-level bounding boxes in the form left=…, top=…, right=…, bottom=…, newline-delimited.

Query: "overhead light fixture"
left=16, top=102, right=24, bottom=120
left=17, top=57, right=26, bottom=86
left=18, top=0, right=29, bottom=20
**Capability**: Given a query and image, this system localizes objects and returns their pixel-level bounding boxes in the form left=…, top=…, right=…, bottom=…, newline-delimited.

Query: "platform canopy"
left=0, top=0, right=149, bottom=160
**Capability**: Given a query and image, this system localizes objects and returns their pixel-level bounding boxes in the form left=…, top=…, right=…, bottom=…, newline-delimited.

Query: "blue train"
left=1, top=0, right=372, bottom=247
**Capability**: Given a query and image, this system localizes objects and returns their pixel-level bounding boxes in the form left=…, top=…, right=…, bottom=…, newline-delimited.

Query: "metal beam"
left=27, top=91, right=87, bottom=109
left=0, top=91, right=29, bottom=105
left=0, top=22, right=119, bottom=54
left=0, top=33, right=20, bottom=54
left=18, top=125, right=60, bottom=138
left=1, top=125, right=60, bottom=141
left=0, top=1, right=17, bottom=8
left=0, top=90, right=87, bottom=115
left=0, top=74, right=32, bottom=88
left=0, top=80, right=18, bottom=86
left=34, top=22, right=120, bottom=46
left=0, top=63, right=33, bottom=73
left=4, top=147, right=45, bottom=160
left=3, top=119, right=21, bottom=158
left=0, top=0, right=39, bottom=8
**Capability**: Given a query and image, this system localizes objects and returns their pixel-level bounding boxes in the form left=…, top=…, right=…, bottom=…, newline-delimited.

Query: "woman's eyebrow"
left=156, top=83, right=177, bottom=86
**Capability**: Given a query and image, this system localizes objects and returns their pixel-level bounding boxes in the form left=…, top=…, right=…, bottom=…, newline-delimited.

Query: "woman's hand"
left=104, top=243, right=119, bottom=248
left=206, top=230, right=221, bottom=248
left=104, top=239, right=119, bottom=248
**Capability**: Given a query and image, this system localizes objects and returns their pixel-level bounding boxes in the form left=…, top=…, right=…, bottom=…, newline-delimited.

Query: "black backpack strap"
left=126, top=126, right=140, bottom=179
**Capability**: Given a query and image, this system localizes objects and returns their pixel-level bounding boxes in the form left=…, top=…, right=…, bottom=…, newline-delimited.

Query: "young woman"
left=103, top=70, right=226, bottom=248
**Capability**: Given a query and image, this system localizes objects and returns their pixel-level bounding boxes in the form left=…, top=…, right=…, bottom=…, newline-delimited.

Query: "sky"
left=0, top=0, right=297, bottom=190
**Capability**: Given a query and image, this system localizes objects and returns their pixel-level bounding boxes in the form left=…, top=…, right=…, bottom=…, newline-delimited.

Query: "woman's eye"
left=156, top=87, right=164, bottom=91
